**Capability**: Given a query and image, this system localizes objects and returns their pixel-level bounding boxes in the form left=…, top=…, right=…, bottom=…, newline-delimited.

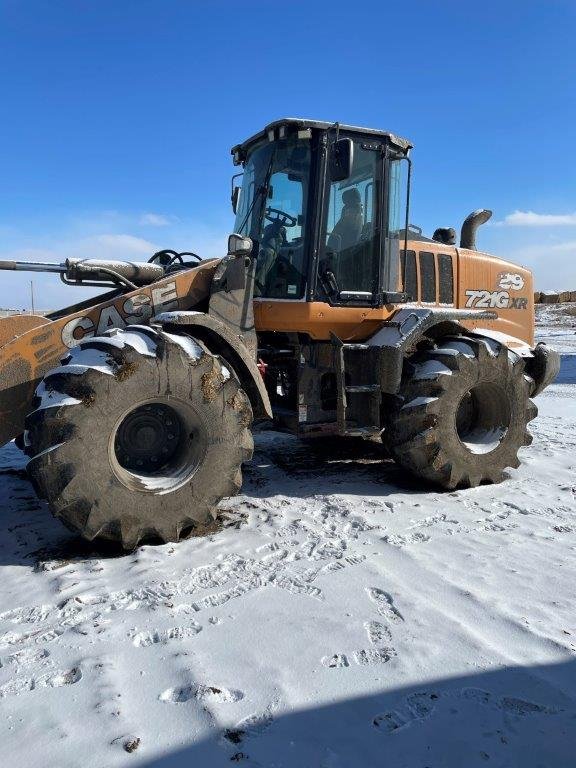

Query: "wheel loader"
left=0, top=118, right=560, bottom=549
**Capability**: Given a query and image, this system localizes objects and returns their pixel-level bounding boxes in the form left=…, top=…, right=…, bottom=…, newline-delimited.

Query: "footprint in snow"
left=382, top=532, right=430, bottom=546
left=461, top=687, right=561, bottom=715
left=373, top=691, right=439, bottom=732
left=322, top=647, right=396, bottom=668
left=131, top=625, right=201, bottom=646
left=160, top=684, right=244, bottom=704
left=373, top=688, right=562, bottom=733
left=0, top=667, right=82, bottom=698
left=365, top=620, right=392, bottom=645
left=365, top=587, right=404, bottom=622
left=0, top=626, right=64, bottom=648
left=353, top=647, right=396, bottom=665
left=224, top=710, right=275, bottom=745
left=0, top=647, right=50, bottom=668
left=0, top=605, right=53, bottom=624
left=47, top=667, right=83, bottom=687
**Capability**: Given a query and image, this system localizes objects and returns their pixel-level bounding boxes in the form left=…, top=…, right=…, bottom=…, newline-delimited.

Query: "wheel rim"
left=115, top=403, right=183, bottom=473
left=109, top=399, right=207, bottom=493
left=455, top=382, right=511, bottom=455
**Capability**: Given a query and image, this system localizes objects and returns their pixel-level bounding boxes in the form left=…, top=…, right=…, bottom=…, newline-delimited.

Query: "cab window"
left=320, top=143, right=379, bottom=300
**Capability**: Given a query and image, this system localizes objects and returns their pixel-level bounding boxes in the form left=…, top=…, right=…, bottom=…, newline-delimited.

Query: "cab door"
left=315, top=139, right=383, bottom=306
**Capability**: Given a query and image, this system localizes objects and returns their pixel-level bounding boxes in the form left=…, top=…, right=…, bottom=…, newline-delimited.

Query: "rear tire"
left=385, top=335, right=537, bottom=489
left=25, top=326, right=253, bottom=549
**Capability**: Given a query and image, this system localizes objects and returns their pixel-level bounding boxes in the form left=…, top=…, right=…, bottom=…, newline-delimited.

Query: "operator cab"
left=231, top=118, right=412, bottom=307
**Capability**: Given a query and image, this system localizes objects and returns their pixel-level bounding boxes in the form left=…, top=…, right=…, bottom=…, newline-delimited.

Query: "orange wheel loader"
left=0, top=119, right=560, bottom=548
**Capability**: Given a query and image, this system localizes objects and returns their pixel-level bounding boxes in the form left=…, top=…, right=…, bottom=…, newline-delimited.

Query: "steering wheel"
left=265, top=207, right=297, bottom=228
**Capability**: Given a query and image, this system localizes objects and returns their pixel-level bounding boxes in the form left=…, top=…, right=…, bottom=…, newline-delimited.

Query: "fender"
left=153, top=310, right=272, bottom=420
left=365, top=306, right=502, bottom=393
left=525, top=343, right=561, bottom=396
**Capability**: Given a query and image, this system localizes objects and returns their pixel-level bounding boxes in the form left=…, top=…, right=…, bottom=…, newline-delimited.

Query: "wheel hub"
left=455, top=382, right=511, bottom=454
left=114, top=404, right=183, bottom=472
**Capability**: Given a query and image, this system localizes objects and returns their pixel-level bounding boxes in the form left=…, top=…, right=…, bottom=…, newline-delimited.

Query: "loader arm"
left=0, top=261, right=218, bottom=447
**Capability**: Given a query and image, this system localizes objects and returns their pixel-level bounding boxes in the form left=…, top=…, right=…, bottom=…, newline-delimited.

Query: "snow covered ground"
left=1, top=318, right=575, bottom=768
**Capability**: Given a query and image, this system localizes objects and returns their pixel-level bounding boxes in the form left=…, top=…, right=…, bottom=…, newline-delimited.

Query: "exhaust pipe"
left=460, top=209, right=492, bottom=250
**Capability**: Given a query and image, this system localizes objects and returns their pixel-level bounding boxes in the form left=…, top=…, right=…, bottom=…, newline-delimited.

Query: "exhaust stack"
left=460, top=209, right=492, bottom=250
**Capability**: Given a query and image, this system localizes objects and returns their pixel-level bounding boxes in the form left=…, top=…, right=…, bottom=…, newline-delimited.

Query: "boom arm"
left=0, top=258, right=166, bottom=289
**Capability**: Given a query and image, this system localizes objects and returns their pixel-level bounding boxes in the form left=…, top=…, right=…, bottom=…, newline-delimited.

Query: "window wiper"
left=237, top=151, right=276, bottom=236
left=237, top=185, right=264, bottom=236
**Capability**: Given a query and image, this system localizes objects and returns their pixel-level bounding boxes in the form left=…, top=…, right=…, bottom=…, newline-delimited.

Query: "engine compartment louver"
left=400, top=250, right=454, bottom=305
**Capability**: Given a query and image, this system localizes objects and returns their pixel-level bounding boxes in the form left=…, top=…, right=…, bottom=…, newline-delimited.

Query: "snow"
left=66, top=345, right=119, bottom=374
left=412, top=359, right=453, bottom=380
left=0, top=318, right=575, bottom=766
left=162, top=330, right=203, bottom=360
left=97, top=327, right=159, bottom=358
left=47, top=347, right=118, bottom=378
left=440, top=339, right=476, bottom=357
left=31, top=381, right=81, bottom=411
left=401, top=395, right=437, bottom=410
left=474, top=327, right=533, bottom=357
left=461, top=426, right=506, bottom=454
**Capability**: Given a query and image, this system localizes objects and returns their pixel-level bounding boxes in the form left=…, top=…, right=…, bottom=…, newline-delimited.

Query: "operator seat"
left=327, top=188, right=363, bottom=252
left=256, top=220, right=287, bottom=297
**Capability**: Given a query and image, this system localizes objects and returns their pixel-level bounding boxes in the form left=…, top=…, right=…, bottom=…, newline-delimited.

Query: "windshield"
left=234, top=136, right=311, bottom=299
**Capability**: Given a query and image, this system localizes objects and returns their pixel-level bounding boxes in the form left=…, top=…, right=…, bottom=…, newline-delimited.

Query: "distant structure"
left=534, top=291, right=576, bottom=304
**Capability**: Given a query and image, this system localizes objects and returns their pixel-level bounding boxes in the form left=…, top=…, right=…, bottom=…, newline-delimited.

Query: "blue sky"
left=1, top=0, right=575, bottom=309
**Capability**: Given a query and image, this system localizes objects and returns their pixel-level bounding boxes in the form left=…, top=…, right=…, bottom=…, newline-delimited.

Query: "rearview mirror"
left=329, top=138, right=354, bottom=182
left=231, top=186, right=241, bottom=215
left=228, top=233, right=253, bottom=258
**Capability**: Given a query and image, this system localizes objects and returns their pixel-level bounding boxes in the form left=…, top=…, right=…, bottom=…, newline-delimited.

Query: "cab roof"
left=231, top=118, right=413, bottom=161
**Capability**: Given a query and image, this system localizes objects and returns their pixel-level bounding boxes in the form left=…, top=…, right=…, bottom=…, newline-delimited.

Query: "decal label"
left=61, top=281, right=179, bottom=348
left=465, top=289, right=528, bottom=310
left=497, top=272, right=525, bottom=291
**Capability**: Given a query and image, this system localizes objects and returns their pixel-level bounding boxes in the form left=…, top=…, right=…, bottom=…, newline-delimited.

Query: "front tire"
left=385, top=335, right=537, bottom=489
left=25, top=326, right=253, bottom=549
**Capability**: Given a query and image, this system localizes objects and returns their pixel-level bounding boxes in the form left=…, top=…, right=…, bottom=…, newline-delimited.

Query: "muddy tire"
left=24, top=326, right=253, bottom=549
left=385, top=335, right=537, bottom=489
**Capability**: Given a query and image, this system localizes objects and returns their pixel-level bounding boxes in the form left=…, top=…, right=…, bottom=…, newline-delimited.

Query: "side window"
left=267, top=172, right=303, bottom=245
left=387, top=159, right=407, bottom=235
left=235, top=173, right=255, bottom=235
left=385, top=158, right=409, bottom=299
left=321, top=143, right=379, bottom=298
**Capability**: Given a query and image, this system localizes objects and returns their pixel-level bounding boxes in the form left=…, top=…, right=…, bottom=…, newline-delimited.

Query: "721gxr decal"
left=465, top=290, right=528, bottom=310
